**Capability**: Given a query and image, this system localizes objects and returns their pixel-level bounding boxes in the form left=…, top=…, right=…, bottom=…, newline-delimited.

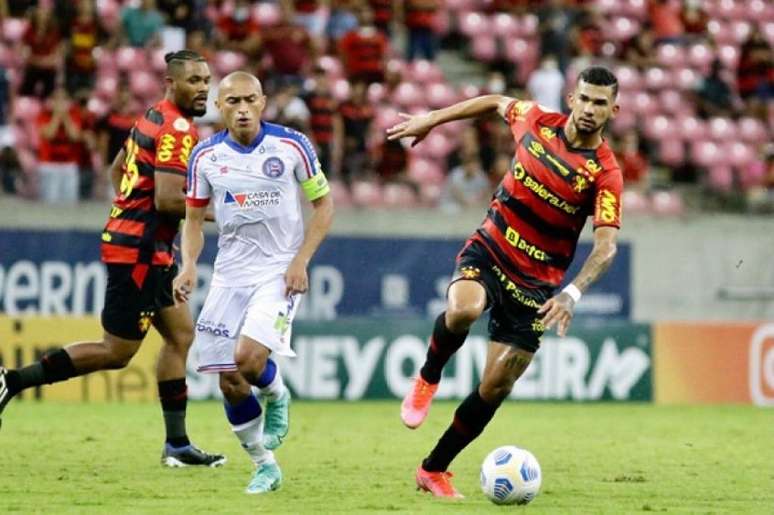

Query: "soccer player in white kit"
left=173, top=72, right=334, bottom=494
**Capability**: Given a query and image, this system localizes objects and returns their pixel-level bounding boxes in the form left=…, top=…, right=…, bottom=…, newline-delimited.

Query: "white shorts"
left=194, top=274, right=301, bottom=374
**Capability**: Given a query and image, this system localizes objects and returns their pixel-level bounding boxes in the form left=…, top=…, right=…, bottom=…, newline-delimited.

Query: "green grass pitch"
left=1, top=401, right=772, bottom=514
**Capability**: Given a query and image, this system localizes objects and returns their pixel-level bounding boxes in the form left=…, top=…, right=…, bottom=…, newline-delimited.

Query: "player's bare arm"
left=107, top=147, right=126, bottom=196
left=154, top=172, right=187, bottom=217
left=386, top=95, right=515, bottom=146
left=539, top=227, right=619, bottom=337
left=173, top=203, right=207, bottom=304
left=285, top=193, right=334, bottom=297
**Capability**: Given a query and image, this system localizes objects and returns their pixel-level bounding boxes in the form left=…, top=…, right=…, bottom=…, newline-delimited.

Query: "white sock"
left=232, top=417, right=275, bottom=466
left=258, top=365, right=286, bottom=401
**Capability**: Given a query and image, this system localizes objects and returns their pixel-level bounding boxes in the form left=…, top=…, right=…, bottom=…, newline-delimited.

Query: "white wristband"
left=562, top=284, right=582, bottom=303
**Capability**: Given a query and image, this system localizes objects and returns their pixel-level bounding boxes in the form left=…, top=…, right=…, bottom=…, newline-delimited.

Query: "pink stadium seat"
left=116, top=47, right=146, bottom=72
left=445, top=0, right=477, bottom=11
left=459, top=84, right=481, bottom=99
left=328, top=180, right=352, bottom=208
left=738, top=161, right=765, bottom=189
left=383, top=183, right=418, bottom=208
left=409, top=60, right=443, bottom=83
left=763, top=22, right=774, bottom=47
left=471, top=35, right=497, bottom=62
left=86, top=96, right=109, bottom=119
left=707, top=165, right=734, bottom=192
left=643, top=115, right=674, bottom=139
left=731, top=21, right=752, bottom=44
left=708, top=117, right=735, bottom=140
left=426, top=82, right=458, bottom=109
left=432, top=9, right=451, bottom=36
left=438, top=119, right=467, bottom=137
left=609, top=16, right=640, bottom=42
left=150, top=48, right=167, bottom=73
left=656, top=44, right=685, bottom=68
left=659, top=90, right=687, bottom=115
left=651, top=191, right=684, bottom=215
left=374, top=106, right=402, bottom=133
left=332, top=78, right=351, bottom=102
left=718, top=45, right=739, bottom=70
left=417, top=132, right=455, bottom=159
left=459, top=12, right=491, bottom=38
left=614, top=65, right=641, bottom=92
left=676, top=115, right=707, bottom=140
left=367, top=82, right=386, bottom=104
left=724, top=141, right=756, bottom=168
left=644, top=67, right=670, bottom=90
left=95, top=48, right=117, bottom=75
left=0, top=43, right=11, bottom=68
left=747, top=0, right=768, bottom=20
left=317, top=55, right=344, bottom=79
left=707, top=20, right=734, bottom=45
left=673, top=68, right=700, bottom=90
left=419, top=183, right=442, bottom=206
left=198, top=125, right=215, bottom=141
left=96, top=0, right=121, bottom=31
left=659, top=139, right=685, bottom=166
left=214, top=50, right=247, bottom=76
left=622, top=0, right=647, bottom=19
left=351, top=181, right=383, bottom=207
left=392, top=82, right=425, bottom=109
left=408, top=158, right=445, bottom=186
left=737, top=117, right=767, bottom=143
left=612, top=110, right=637, bottom=132
left=1, top=18, right=29, bottom=44
left=253, top=2, right=281, bottom=27
left=621, top=190, right=650, bottom=214
left=95, top=74, right=118, bottom=99
left=129, top=70, right=161, bottom=100
left=519, top=14, right=538, bottom=38
left=687, top=43, right=714, bottom=74
left=691, top=141, right=725, bottom=167
left=633, top=92, right=655, bottom=115
left=594, top=0, right=618, bottom=15
left=492, top=13, right=519, bottom=38
left=11, top=96, right=42, bottom=123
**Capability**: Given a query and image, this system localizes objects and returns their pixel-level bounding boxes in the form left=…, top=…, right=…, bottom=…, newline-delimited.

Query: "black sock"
left=6, top=348, right=77, bottom=395
left=420, top=312, right=468, bottom=384
left=158, top=378, right=190, bottom=448
left=422, top=388, right=501, bottom=472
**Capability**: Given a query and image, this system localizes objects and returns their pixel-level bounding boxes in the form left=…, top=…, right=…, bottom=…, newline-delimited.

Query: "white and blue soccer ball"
left=480, top=445, right=542, bottom=505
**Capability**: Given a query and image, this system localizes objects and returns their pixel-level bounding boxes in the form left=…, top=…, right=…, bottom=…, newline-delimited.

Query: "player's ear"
left=610, top=102, right=620, bottom=118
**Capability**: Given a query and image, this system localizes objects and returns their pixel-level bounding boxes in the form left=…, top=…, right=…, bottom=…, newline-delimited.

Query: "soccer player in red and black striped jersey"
left=387, top=66, right=623, bottom=498
left=0, top=51, right=224, bottom=468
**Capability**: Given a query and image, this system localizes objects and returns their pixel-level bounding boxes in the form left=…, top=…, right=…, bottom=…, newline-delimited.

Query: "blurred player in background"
left=173, top=72, right=334, bottom=494
left=387, top=66, right=623, bottom=498
left=0, top=50, right=225, bottom=468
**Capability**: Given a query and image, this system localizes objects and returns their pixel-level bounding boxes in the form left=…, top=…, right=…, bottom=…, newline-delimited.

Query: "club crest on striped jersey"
left=263, top=156, right=285, bottom=178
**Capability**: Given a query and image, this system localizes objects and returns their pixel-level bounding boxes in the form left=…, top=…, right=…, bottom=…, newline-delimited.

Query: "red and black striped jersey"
left=470, top=100, right=623, bottom=292
left=100, top=99, right=198, bottom=276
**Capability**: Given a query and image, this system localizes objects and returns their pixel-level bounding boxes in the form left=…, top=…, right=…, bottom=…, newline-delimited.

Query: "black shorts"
left=452, top=241, right=554, bottom=353
left=101, top=263, right=177, bottom=340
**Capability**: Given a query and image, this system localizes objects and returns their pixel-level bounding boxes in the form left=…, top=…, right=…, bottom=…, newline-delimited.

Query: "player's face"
left=171, top=61, right=211, bottom=118
left=217, top=80, right=266, bottom=139
left=567, top=81, right=619, bottom=135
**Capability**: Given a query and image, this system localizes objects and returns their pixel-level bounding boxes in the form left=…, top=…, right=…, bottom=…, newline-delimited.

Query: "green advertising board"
left=261, top=320, right=652, bottom=402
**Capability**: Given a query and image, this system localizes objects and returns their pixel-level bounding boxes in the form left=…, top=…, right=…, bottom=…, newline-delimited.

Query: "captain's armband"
left=301, top=172, right=330, bottom=201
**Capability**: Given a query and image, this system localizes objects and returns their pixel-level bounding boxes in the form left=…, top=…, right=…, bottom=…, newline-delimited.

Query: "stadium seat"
left=415, top=132, right=455, bottom=160
left=459, top=11, right=491, bottom=38
left=707, top=20, right=734, bottom=45
left=408, top=158, right=445, bottom=186
left=383, top=183, right=418, bottom=208
left=718, top=45, right=739, bottom=70
left=763, top=22, right=774, bottom=47
left=444, top=0, right=477, bottom=11
left=374, top=106, right=402, bottom=133
left=392, top=82, right=426, bottom=109
left=614, top=65, right=641, bottom=92
left=609, top=16, right=640, bottom=42
left=328, top=180, right=352, bottom=208
left=86, top=96, right=110, bottom=119
left=643, top=115, right=674, bottom=140
left=351, top=181, right=384, bottom=207
left=633, top=92, right=655, bottom=115
left=611, top=110, right=637, bottom=132
left=11, top=96, right=42, bottom=123
left=747, top=0, right=768, bottom=20
left=644, top=67, right=670, bottom=90
left=115, top=47, right=147, bottom=72
left=214, top=51, right=247, bottom=76
left=673, top=68, right=700, bottom=90
left=95, top=74, right=119, bottom=99
left=707, top=165, right=734, bottom=192
left=737, top=117, right=767, bottom=143
left=594, top=0, right=618, bottom=15
left=656, top=44, right=685, bottom=68
left=724, top=141, right=756, bottom=168
left=409, top=60, right=444, bottom=84
left=317, top=55, right=344, bottom=79
left=687, top=43, right=714, bottom=74
left=676, top=115, right=707, bottom=140
left=738, top=160, right=765, bottom=189
left=426, top=83, right=458, bottom=109
left=659, top=139, right=685, bottom=167
left=708, top=117, right=735, bottom=140
left=419, top=183, right=442, bottom=206
left=731, top=21, right=752, bottom=44
left=367, top=82, right=386, bottom=104
left=519, top=14, right=538, bottom=38
left=1, top=18, right=29, bottom=44
left=331, top=78, right=351, bottom=102
left=129, top=70, right=161, bottom=101
left=622, top=0, right=647, bottom=19
left=691, top=140, right=725, bottom=167
left=471, top=35, right=497, bottom=62
left=459, top=84, right=481, bottom=99
left=96, top=0, right=121, bottom=31
left=150, top=48, right=168, bottom=73
left=253, top=2, right=282, bottom=27
left=432, top=9, right=451, bottom=36
left=659, top=90, right=688, bottom=115
left=651, top=190, right=685, bottom=216
left=492, top=13, right=520, bottom=38
left=621, top=190, right=650, bottom=214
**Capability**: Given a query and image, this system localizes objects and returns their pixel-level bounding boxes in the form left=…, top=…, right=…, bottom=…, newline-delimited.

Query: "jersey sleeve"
left=286, top=129, right=330, bottom=201
left=592, top=166, right=624, bottom=229
left=154, top=117, right=197, bottom=175
left=185, top=143, right=213, bottom=207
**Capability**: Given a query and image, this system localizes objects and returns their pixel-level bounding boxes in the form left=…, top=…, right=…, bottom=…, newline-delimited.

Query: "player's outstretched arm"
left=538, top=227, right=619, bottom=337
left=285, top=193, right=334, bottom=297
left=386, top=95, right=515, bottom=146
left=173, top=204, right=207, bottom=305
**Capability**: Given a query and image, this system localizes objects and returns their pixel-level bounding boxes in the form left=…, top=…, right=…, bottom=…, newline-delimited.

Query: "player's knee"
left=479, top=380, right=513, bottom=404
left=164, top=326, right=194, bottom=353
left=446, top=304, right=483, bottom=331
left=234, top=347, right=267, bottom=381
left=219, top=372, right=249, bottom=402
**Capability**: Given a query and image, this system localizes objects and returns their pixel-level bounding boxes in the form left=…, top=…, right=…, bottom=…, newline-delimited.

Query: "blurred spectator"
left=0, top=66, right=10, bottom=126
left=648, top=0, right=683, bottom=44
left=615, top=130, right=649, bottom=190
left=747, top=144, right=774, bottom=213
left=121, top=0, right=164, bottom=48
left=97, top=88, right=136, bottom=175
left=304, top=68, right=342, bottom=178
left=680, top=1, right=708, bottom=37
left=73, top=89, right=97, bottom=199
left=403, top=0, right=439, bottom=62
left=339, top=4, right=388, bottom=84
left=574, top=8, right=604, bottom=58
left=327, top=0, right=358, bottom=44
left=373, top=138, right=417, bottom=191
left=215, top=0, right=261, bottom=62
left=262, top=2, right=314, bottom=89
left=0, top=146, right=22, bottom=195
left=19, top=5, right=62, bottom=99
left=447, top=125, right=480, bottom=172
left=35, top=87, right=83, bottom=204
left=339, top=81, right=374, bottom=185
left=264, top=81, right=310, bottom=133
left=737, top=28, right=773, bottom=118
left=621, top=24, right=658, bottom=69
left=157, top=0, right=203, bottom=32
left=527, top=55, right=564, bottom=112
left=65, top=0, right=105, bottom=95
left=186, top=29, right=215, bottom=63
left=369, top=0, right=394, bottom=36
left=695, top=59, right=735, bottom=119
left=441, top=155, right=491, bottom=212
left=294, top=0, right=328, bottom=41
left=488, top=153, right=511, bottom=188
left=538, top=0, right=578, bottom=73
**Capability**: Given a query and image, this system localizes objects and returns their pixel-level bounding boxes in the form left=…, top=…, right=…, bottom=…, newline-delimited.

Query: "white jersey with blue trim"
left=186, top=122, right=322, bottom=287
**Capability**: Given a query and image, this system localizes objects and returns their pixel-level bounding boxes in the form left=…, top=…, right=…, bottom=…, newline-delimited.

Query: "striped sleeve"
left=186, top=142, right=214, bottom=207
left=279, top=129, right=323, bottom=182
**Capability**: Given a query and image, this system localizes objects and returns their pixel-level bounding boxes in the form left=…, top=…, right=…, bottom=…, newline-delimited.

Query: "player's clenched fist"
left=173, top=266, right=197, bottom=305
left=284, top=257, right=308, bottom=297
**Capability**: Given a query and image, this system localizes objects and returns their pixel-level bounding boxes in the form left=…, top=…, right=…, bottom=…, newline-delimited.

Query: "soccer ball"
left=480, top=446, right=542, bottom=505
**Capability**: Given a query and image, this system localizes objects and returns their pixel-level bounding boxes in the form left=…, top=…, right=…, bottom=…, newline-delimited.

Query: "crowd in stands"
left=0, top=0, right=771, bottom=213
